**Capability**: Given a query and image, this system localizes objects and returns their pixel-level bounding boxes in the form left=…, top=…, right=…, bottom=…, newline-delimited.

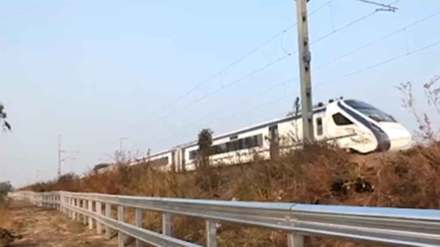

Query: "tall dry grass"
left=0, top=201, right=11, bottom=229
left=22, top=142, right=440, bottom=246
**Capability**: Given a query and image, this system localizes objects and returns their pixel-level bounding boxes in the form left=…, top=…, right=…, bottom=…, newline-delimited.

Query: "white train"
left=122, top=98, right=412, bottom=172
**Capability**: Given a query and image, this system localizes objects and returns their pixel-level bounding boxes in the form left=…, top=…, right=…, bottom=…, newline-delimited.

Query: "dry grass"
left=0, top=202, right=12, bottom=230
left=22, top=143, right=440, bottom=246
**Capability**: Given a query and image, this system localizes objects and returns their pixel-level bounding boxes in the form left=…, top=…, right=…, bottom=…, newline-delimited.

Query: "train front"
left=341, top=99, right=413, bottom=152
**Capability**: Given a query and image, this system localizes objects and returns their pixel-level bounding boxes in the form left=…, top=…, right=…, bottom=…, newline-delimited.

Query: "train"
left=104, top=98, right=413, bottom=172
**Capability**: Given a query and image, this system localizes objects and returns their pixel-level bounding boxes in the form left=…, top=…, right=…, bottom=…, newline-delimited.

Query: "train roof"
left=180, top=104, right=328, bottom=149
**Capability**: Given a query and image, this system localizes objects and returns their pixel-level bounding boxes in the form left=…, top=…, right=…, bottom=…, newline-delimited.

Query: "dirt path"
left=4, top=200, right=117, bottom=247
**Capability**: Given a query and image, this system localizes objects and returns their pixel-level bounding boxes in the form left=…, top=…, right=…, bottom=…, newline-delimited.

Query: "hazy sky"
left=1, top=0, right=439, bottom=186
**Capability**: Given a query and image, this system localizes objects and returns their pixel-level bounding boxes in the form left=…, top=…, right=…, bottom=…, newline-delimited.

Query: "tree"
left=397, top=76, right=440, bottom=141
left=0, top=181, right=13, bottom=203
left=197, top=128, right=213, bottom=169
left=0, top=104, right=11, bottom=131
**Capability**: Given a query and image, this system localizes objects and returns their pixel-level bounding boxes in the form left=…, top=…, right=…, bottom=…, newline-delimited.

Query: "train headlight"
left=350, top=131, right=370, bottom=144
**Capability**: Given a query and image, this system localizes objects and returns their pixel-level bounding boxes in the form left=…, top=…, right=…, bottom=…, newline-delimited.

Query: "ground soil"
left=2, top=200, right=117, bottom=247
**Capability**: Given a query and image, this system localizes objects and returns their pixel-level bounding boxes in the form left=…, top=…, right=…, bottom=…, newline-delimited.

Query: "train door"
left=269, top=125, right=280, bottom=159
left=326, top=104, right=360, bottom=150
left=314, top=113, right=326, bottom=141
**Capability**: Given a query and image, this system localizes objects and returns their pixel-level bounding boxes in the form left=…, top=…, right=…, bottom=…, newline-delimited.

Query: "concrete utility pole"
left=119, top=137, right=128, bottom=154
left=57, top=134, right=63, bottom=177
left=295, top=0, right=314, bottom=143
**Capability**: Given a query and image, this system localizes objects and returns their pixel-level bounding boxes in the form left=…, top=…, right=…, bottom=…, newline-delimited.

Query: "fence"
left=10, top=191, right=440, bottom=247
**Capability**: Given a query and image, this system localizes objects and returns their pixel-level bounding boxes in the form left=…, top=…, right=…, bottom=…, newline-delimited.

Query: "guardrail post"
left=287, top=233, right=304, bottom=247
left=206, top=220, right=218, bottom=247
left=96, top=201, right=103, bottom=234
left=117, top=206, right=127, bottom=247
left=162, top=213, right=172, bottom=236
left=105, top=203, right=112, bottom=239
left=88, top=200, right=94, bottom=230
left=72, top=198, right=77, bottom=220
left=60, top=195, right=64, bottom=213
left=66, top=197, right=70, bottom=216
left=67, top=197, right=72, bottom=217
left=82, top=200, right=87, bottom=225
left=135, top=208, right=145, bottom=247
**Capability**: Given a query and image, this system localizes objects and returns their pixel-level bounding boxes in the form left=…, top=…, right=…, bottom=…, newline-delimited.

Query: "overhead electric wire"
left=356, top=0, right=398, bottom=12
left=310, top=0, right=400, bottom=45
left=180, top=77, right=296, bottom=129
left=343, top=38, right=440, bottom=78
left=175, top=0, right=389, bottom=110
left=153, top=0, right=335, bottom=119
left=203, top=33, right=440, bottom=137
left=315, top=9, right=440, bottom=71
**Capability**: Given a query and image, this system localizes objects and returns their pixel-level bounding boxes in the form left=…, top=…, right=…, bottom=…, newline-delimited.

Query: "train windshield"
left=344, top=100, right=396, bottom=122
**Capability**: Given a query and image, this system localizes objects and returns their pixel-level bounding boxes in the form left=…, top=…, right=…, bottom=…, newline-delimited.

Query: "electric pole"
left=119, top=137, right=128, bottom=154
left=295, top=0, right=314, bottom=143
left=57, top=134, right=62, bottom=177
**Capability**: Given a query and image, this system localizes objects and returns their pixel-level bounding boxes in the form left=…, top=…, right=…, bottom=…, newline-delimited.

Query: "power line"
left=356, top=0, right=398, bottom=12
left=311, top=35, right=440, bottom=92
left=149, top=76, right=297, bottom=146
left=181, top=77, right=296, bottom=129
left=315, top=9, right=440, bottom=71
left=191, top=54, right=292, bottom=105
left=153, top=0, right=335, bottom=119
left=174, top=1, right=388, bottom=111
left=310, top=1, right=398, bottom=46
left=343, top=38, right=440, bottom=78
left=158, top=26, right=294, bottom=111
left=210, top=34, right=440, bottom=132
left=154, top=53, right=293, bottom=131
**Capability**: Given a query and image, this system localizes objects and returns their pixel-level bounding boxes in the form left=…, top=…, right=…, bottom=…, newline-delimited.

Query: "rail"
left=9, top=191, right=440, bottom=247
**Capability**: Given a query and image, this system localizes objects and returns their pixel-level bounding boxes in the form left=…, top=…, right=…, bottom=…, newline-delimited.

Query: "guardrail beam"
left=10, top=191, right=440, bottom=247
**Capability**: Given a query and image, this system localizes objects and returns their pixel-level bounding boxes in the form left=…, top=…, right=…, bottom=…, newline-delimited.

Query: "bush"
left=0, top=182, right=13, bottom=204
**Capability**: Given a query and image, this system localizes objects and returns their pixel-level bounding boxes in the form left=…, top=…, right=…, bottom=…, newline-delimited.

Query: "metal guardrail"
left=9, top=191, right=440, bottom=247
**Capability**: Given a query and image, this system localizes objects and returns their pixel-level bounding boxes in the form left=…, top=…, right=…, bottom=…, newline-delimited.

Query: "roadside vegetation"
left=0, top=181, right=13, bottom=205
left=0, top=181, right=15, bottom=247
left=0, top=104, right=12, bottom=131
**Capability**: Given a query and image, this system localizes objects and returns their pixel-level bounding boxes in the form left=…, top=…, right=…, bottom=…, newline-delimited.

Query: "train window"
left=151, top=156, right=169, bottom=166
left=239, top=139, right=245, bottom=149
left=209, top=134, right=264, bottom=155
left=256, top=135, right=263, bottom=146
left=345, top=100, right=396, bottom=122
left=189, top=150, right=198, bottom=160
left=316, top=117, right=323, bottom=135
left=332, top=113, right=353, bottom=126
